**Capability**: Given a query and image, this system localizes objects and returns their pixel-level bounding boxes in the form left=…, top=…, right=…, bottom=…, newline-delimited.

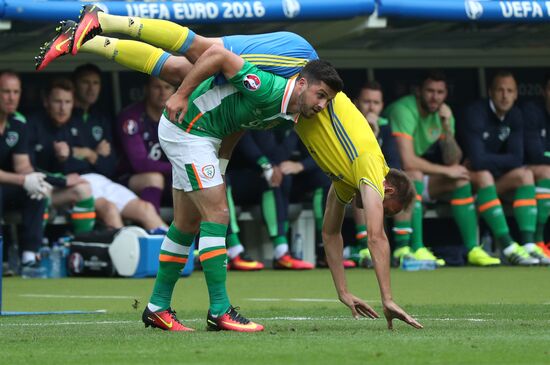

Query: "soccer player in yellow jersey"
left=36, top=6, right=422, bottom=329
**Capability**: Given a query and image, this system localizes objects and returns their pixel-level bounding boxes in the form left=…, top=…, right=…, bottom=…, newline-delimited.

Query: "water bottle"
left=57, top=237, right=71, bottom=277
left=293, top=233, right=303, bottom=260
left=38, top=240, right=51, bottom=277
left=401, top=257, right=436, bottom=271
left=50, top=241, right=63, bottom=278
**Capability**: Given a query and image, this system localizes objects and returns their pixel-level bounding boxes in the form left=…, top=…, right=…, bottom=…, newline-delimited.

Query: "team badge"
left=243, top=74, right=261, bottom=91
left=5, top=131, right=18, bottom=147
left=202, top=165, right=215, bottom=179
left=71, top=127, right=78, bottom=136
left=92, top=126, right=103, bottom=141
left=123, top=119, right=138, bottom=135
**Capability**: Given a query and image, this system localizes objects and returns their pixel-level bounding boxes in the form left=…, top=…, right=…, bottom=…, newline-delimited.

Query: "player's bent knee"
left=73, top=181, right=92, bottom=200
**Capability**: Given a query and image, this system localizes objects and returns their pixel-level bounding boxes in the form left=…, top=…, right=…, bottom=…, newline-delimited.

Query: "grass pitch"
left=1, top=267, right=549, bottom=365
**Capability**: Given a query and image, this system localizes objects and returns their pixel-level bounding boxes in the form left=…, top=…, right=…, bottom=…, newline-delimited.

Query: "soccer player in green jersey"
left=386, top=70, right=500, bottom=267
left=145, top=45, right=343, bottom=331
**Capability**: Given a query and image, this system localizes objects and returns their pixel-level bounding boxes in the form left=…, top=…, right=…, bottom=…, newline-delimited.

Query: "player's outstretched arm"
left=166, top=45, right=245, bottom=123
left=358, top=183, right=423, bottom=329
left=323, top=185, right=379, bottom=320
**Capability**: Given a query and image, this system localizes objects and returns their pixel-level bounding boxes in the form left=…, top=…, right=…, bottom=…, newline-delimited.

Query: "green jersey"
left=165, top=61, right=297, bottom=139
left=385, top=94, right=455, bottom=156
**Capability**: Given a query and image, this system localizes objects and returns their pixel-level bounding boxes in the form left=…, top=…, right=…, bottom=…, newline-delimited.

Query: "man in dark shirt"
left=117, top=76, right=173, bottom=213
left=33, top=77, right=168, bottom=233
left=520, top=72, right=550, bottom=258
left=229, top=130, right=316, bottom=270
left=29, top=78, right=96, bottom=235
left=0, top=70, right=50, bottom=268
left=459, top=71, right=550, bottom=265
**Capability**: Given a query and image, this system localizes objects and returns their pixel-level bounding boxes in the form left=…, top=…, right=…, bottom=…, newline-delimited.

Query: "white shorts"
left=81, top=173, right=137, bottom=212
left=158, top=115, right=223, bottom=192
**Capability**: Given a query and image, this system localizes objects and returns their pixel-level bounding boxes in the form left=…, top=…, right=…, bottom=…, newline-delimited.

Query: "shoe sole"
left=71, top=6, right=102, bottom=55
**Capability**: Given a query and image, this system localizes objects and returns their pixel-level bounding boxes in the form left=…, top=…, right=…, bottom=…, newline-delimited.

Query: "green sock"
left=226, top=232, right=241, bottom=249
left=410, top=180, right=425, bottom=251
left=274, top=235, right=288, bottom=246
left=262, top=190, right=278, bottom=237
left=71, top=197, right=96, bottom=234
left=514, top=185, right=537, bottom=244
left=313, top=187, right=324, bottom=235
left=226, top=185, right=240, bottom=248
left=199, top=221, right=230, bottom=316
left=450, top=184, right=478, bottom=251
left=535, top=179, right=550, bottom=243
left=477, top=185, right=513, bottom=248
left=355, top=224, right=368, bottom=249
left=42, top=197, right=51, bottom=229
left=392, top=221, right=412, bottom=249
left=149, top=223, right=195, bottom=311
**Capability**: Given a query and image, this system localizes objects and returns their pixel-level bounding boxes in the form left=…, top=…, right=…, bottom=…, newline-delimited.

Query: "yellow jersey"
left=294, top=92, right=389, bottom=204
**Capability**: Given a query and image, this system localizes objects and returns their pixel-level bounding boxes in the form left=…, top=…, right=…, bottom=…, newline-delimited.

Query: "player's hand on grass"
left=339, top=292, right=379, bottom=320
left=382, top=300, right=423, bottom=330
left=165, top=92, right=188, bottom=124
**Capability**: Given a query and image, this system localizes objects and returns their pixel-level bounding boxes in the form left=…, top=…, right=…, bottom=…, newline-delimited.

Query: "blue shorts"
left=223, top=32, right=318, bottom=78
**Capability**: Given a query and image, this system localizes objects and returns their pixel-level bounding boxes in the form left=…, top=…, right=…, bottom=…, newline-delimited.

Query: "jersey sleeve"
left=387, top=102, right=416, bottom=138
left=228, top=61, right=284, bottom=107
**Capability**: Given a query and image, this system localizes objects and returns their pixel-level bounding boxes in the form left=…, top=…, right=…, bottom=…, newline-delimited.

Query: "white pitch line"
left=20, top=294, right=136, bottom=300
left=0, top=320, right=135, bottom=327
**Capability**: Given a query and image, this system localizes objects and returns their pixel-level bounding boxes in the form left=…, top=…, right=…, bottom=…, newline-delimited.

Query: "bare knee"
left=470, top=170, right=494, bottom=188
left=95, top=199, right=122, bottom=228
left=406, top=170, right=423, bottom=181
left=72, top=181, right=92, bottom=201
left=509, top=167, right=535, bottom=185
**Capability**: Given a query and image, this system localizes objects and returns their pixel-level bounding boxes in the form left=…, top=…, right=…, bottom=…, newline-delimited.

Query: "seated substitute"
left=458, top=71, right=550, bottom=265
left=387, top=70, right=500, bottom=267
left=117, top=76, right=174, bottom=213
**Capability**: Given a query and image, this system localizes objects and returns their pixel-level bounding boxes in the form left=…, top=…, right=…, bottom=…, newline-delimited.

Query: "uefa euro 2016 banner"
left=0, top=0, right=374, bottom=23
left=1, top=0, right=550, bottom=23
left=379, top=0, right=550, bottom=22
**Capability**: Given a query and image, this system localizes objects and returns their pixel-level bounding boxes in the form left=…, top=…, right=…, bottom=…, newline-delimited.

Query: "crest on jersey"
left=243, top=74, right=261, bottom=91
left=123, top=119, right=139, bottom=135
left=92, top=126, right=103, bottom=141
left=5, top=131, right=18, bottom=147
left=202, top=164, right=215, bottom=179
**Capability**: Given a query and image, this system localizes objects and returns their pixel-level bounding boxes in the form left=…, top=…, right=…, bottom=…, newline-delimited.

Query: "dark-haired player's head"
left=417, top=70, right=448, bottom=114
left=72, top=63, right=102, bottom=109
left=488, top=70, right=517, bottom=116
left=295, top=60, right=343, bottom=118
left=355, top=81, right=384, bottom=117
left=43, top=78, right=74, bottom=126
left=145, top=76, right=176, bottom=112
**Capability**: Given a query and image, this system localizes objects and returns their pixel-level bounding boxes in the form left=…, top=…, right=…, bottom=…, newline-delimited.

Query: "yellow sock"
left=97, top=13, right=143, bottom=38
left=80, top=36, right=167, bottom=75
left=97, top=13, right=194, bottom=53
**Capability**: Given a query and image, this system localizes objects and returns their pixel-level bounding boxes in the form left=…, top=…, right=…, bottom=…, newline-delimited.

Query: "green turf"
left=1, top=267, right=550, bottom=365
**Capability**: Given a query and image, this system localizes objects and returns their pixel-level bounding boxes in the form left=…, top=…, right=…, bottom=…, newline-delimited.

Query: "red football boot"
left=142, top=307, right=194, bottom=332
left=207, top=306, right=264, bottom=332
left=71, top=4, right=104, bottom=55
left=35, top=20, right=75, bottom=71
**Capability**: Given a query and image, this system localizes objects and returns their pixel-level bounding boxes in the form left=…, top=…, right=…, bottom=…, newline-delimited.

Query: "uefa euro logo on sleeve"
left=465, top=0, right=484, bottom=20
left=243, top=74, right=261, bottom=91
